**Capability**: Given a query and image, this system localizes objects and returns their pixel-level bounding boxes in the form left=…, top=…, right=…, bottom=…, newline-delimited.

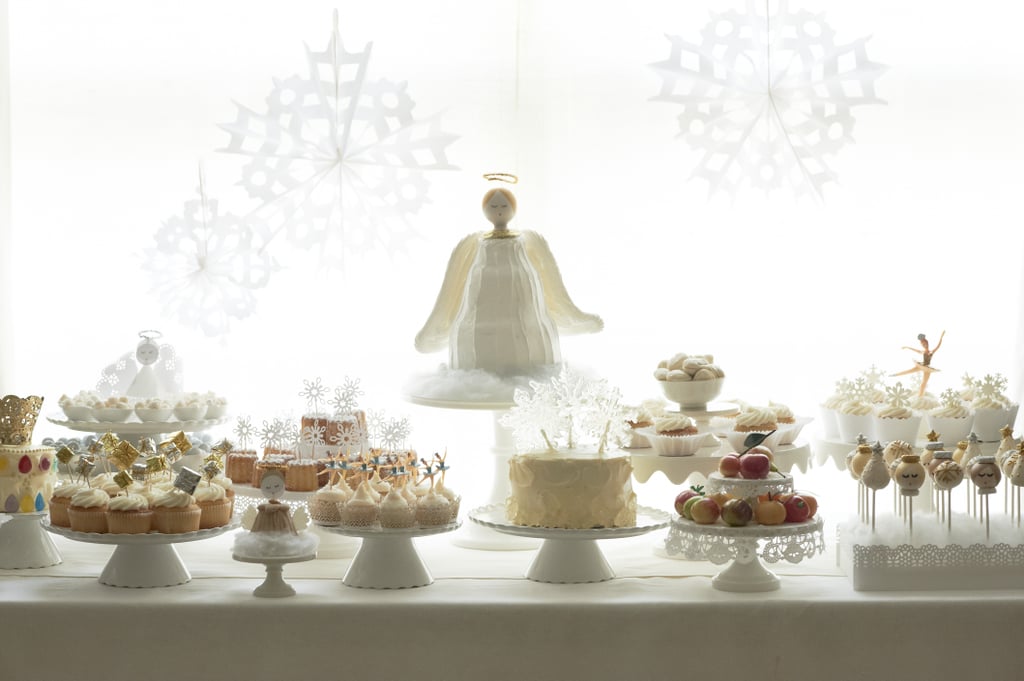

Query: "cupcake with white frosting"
left=970, top=374, right=1018, bottom=441
left=106, top=493, right=153, bottom=534
left=873, top=382, right=921, bottom=444
left=68, top=487, right=110, bottom=533
left=151, top=488, right=201, bottom=533
left=835, top=379, right=875, bottom=443
left=927, top=389, right=974, bottom=444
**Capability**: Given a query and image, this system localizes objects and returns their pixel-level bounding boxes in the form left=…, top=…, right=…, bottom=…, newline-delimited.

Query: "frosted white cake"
left=506, top=451, right=636, bottom=529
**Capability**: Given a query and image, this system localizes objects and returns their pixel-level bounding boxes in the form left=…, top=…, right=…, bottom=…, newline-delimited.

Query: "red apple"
left=745, top=445, right=774, bottom=462
left=718, top=454, right=742, bottom=477
left=739, top=452, right=771, bottom=479
left=721, top=498, right=753, bottom=527
left=783, top=495, right=811, bottom=523
left=674, top=487, right=704, bottom=516
left=689, top=498, right=721, bottom=525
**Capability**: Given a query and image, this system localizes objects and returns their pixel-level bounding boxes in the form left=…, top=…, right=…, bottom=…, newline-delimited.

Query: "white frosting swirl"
left=768, top=401, right=794, bottom=421
left=931, top=402, right=970, bottom=419
left=654, top=414, right=697, bottom=434
left=877, top=405, right=913, bottom=420
left=153, top=489, right=195, bottom=509
left=734, top=406, right=778, bottom=429
left=108, top=494, right=150, bottom=511
left=973, top=395, right=1005, bottom=410
left=52, top=482, right=86, bottom=499
left=193, top=485, right=226, bottom=503
left=70, top=488, right=109, bottom=509
left=838, top=399, right=873, bottom=416
left=909, top=393, right=940, bottom=411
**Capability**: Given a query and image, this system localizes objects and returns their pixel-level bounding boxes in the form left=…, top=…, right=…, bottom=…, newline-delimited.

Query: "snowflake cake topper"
left=330, top=377, right=364, bottom=416
left=651, top=0, right=886, bottom=198
left=940, top=388, right=961, bottom=409
left=219, top=10, right=458, bottom=268
left=884, top=382, right=913, bottom=409
left=501, top=366, right=627, bottom=454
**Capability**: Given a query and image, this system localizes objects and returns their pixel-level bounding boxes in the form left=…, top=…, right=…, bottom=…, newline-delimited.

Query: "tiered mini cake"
left=0, top=395, right=57, bottom=513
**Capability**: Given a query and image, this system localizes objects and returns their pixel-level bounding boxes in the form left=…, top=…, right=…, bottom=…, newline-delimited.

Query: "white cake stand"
left=665, top=516, right=825, bottom=592
left=317, top=520, right=461, bottom=589
left=0, top=512, right=62, bottom=569
left=44, top=521, right=239, bottom=587
left=233, top=552, right=316, bottom=597
left=47, top=415, right=228, bottom=441
left=469, top=504, right=670, bottom=583
left=630, top=441, right=813, bottom=485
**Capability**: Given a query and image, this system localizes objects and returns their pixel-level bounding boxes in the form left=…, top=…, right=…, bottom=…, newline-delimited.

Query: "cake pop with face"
left=969, top=456, right=1001, bottom=494
left=260, top=470, right=286, bottom=501
left=895, top=454, right=927, bottom=496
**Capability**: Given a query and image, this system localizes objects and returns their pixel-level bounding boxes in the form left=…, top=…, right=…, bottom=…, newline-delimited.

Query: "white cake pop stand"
left=665, top=516, right=825, bottom=592
left=317, top=520, right=461, bottom=589
left=233, top=552, right=316, bottom=597
left=469, top=504, right=670, bottom=583
left=0, top=512, right=62, bottom=569
left=44, top=521, right=239, bottom=587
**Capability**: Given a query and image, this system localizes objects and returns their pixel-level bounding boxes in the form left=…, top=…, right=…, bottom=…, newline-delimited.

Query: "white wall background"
left=5, top=1, right=1023, bottom=497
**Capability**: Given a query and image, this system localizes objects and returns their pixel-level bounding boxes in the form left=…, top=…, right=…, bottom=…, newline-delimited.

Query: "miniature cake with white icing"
left=0, top=395, right=56, bottom=514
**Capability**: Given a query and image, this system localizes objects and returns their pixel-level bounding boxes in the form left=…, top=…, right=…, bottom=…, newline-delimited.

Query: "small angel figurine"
left=892, top=331, right=945, bottom=397
left=415, top=177, right=602, bottom=376
left=246, top=471, right=297, bottom=535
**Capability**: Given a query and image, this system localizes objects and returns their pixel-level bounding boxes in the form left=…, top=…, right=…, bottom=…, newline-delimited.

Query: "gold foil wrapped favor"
left=99, top=432, right=120, bottom=453
left=212, top=439, right=233, bottom=458
left=0, top=395, right=44, bottom=445
left=55, top=446, right=75, bottom=465
left=75, top=456, right=96, bottom=477
left=110, top=441, right=141, bottom=471
left=162, top=432, right=192, bottom=456
left=138, top=437, right=157, bottom=456
left=203, top=460, right=221, bottom=480
left=146, top=455, right=168, bottom=475
left=113, top=470, right=133, bottom=489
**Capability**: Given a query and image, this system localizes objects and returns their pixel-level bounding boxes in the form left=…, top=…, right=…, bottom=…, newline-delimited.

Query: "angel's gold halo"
left=483, top=173, right=518, bottom=184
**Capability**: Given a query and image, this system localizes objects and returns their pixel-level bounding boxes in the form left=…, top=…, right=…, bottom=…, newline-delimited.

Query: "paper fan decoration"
left=144, top=182, right=273, bottom=336
left=651, top=0, right=886, bottom=198
left=219, top=10, right=458, bottom=268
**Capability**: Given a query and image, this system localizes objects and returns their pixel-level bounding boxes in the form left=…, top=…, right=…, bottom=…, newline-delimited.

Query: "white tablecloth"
left=2, top=526, right=1022, bottom=681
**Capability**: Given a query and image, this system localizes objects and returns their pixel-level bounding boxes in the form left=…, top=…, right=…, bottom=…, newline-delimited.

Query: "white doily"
left=651, top=0, right=886, bottom=198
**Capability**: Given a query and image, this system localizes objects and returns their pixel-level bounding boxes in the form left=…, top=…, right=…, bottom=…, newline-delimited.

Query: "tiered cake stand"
left=318, top=521, right=461, bottom=589
left=44, top=521, right=238, bottom=587
left=666, top=516, right=825, bottom=592
left=0, top=512, right=62, bottom=569
left=469, top=504, right=670, bottom=583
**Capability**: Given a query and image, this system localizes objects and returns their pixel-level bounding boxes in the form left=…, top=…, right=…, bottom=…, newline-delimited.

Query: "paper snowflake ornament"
left=651, top=0, right=886, bottom=198
left=219, top=10, right=458, bottom=268
left=380, top=417, right=411, bottom=451
left=940, top=388, right=961, bottom=409
left=330, top=377, right=363, bottom=416
left=884, top=382, right=913, bottom=409
left=234, top=416, right=254, bottom=450
left=144, top=180, right=273, bottom=336
left=300, top=377, right=327, bottom=414
left=501, top=366, right=628, bottom=453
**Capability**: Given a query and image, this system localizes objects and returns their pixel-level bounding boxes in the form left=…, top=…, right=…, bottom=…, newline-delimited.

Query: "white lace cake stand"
left=233, top=488, right=359, bottom=559
left=233, top=552, right=316, bottom=597
left=317, top=520, right=461, bottom=589
left=665, top=516, right=825, bottom=592
left=47, top=415, right=228, bottom=440
left=469, top=504, right=670, bottom=584
left=44, top=521, right=239, bottom=587
left=0, top=512, right=62, bottom=569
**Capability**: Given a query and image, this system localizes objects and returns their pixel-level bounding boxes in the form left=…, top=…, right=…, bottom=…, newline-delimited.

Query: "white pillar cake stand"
left=469, top=504, right=670, bottom=583
left=318, top=521, right=461, bottom=589
left=0, top=513, right=62, bottom=569
left=44, top=521, right=239, bottom=587
left=665, top=516, right=825, bottom=592
left=233, top=552, right=316, bottom=597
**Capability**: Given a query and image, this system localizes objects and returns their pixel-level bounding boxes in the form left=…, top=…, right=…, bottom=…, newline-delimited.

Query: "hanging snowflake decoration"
left=650, top=0, right=886, bottom=198
left=219, top=10, right=458, bottom=268
left=501, top=366, right=627, bottom=453
left=144, top=183, right=273, bottom=336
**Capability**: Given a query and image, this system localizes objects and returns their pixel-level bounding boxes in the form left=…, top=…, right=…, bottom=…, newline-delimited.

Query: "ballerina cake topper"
left=892, top=331, right=945, bottom=397
left=414, top=174, right=602, bottom=376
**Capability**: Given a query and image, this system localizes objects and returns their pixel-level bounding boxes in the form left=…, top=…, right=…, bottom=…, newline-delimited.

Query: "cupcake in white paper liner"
left=927, top=389, right=974, bottom=445
left=970, top=374, right=1018, bottom=441
left=819, top=380, right=851, bottom=440
left=835, top=378, right=875, bottom=443
left=622, top=400, right=666, bottom=449
left=722, top=405, right=783, bottom=450
left=768, top=401, right=810, bottom=444
left=873, top=382, right=920, bottom=445
left=640, top=414, right=709, bottom=457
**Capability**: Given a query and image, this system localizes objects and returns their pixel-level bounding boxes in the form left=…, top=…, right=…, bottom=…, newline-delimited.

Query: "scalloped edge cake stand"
left=469, top=504, right=670, bottom=583
left=665, top=516, right=825, bottom=592
left=44, top=521, right=239, bottom=587
left=233, top=552, right=316, bottom=597
left=318, top=521, right=461, bottom=589
left=0, top=512, right=62, bottom=569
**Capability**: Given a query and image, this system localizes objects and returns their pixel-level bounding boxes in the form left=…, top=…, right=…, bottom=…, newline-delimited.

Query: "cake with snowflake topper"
left=0, top=395, right=56, bottom=514
left=501, top=367, right=636, bottom=529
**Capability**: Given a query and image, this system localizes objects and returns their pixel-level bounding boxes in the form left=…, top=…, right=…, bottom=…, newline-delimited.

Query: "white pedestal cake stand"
left=317, top=521, right=460, bottom=589
left=665, top=516, right=825, bottom=592
left=232, top=552, right=316, bottom=597
left=0, top=512, right=62, bottom=568
left=407, top=391, right=539, bottom=551
left=44, top=521, right=238, bottom=587
left=469, top=504, right=670, bottom=583
left=47, top=415, right=229, bottom=443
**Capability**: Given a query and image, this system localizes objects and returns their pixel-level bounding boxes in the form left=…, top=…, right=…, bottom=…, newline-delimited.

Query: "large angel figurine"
left=415, top=184, right=602, bottom=376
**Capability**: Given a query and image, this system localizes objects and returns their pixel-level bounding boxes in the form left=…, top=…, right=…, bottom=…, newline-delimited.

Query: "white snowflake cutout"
left=219, top=10, right=458, bottom=268
left=330, top=377, right=364, bottom=416
left=939, top=388, right=961, bottom=409
left=234, top=416, right=254, bottom=450
left=651, top=0, right=886, bottom=198
left=884, top=382, right=913, bottom=409
left=144, top=187, right=273, bottom=336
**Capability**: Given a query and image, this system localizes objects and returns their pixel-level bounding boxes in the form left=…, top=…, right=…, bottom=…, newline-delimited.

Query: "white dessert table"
left=5, top=528, right=1024, bottom=681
